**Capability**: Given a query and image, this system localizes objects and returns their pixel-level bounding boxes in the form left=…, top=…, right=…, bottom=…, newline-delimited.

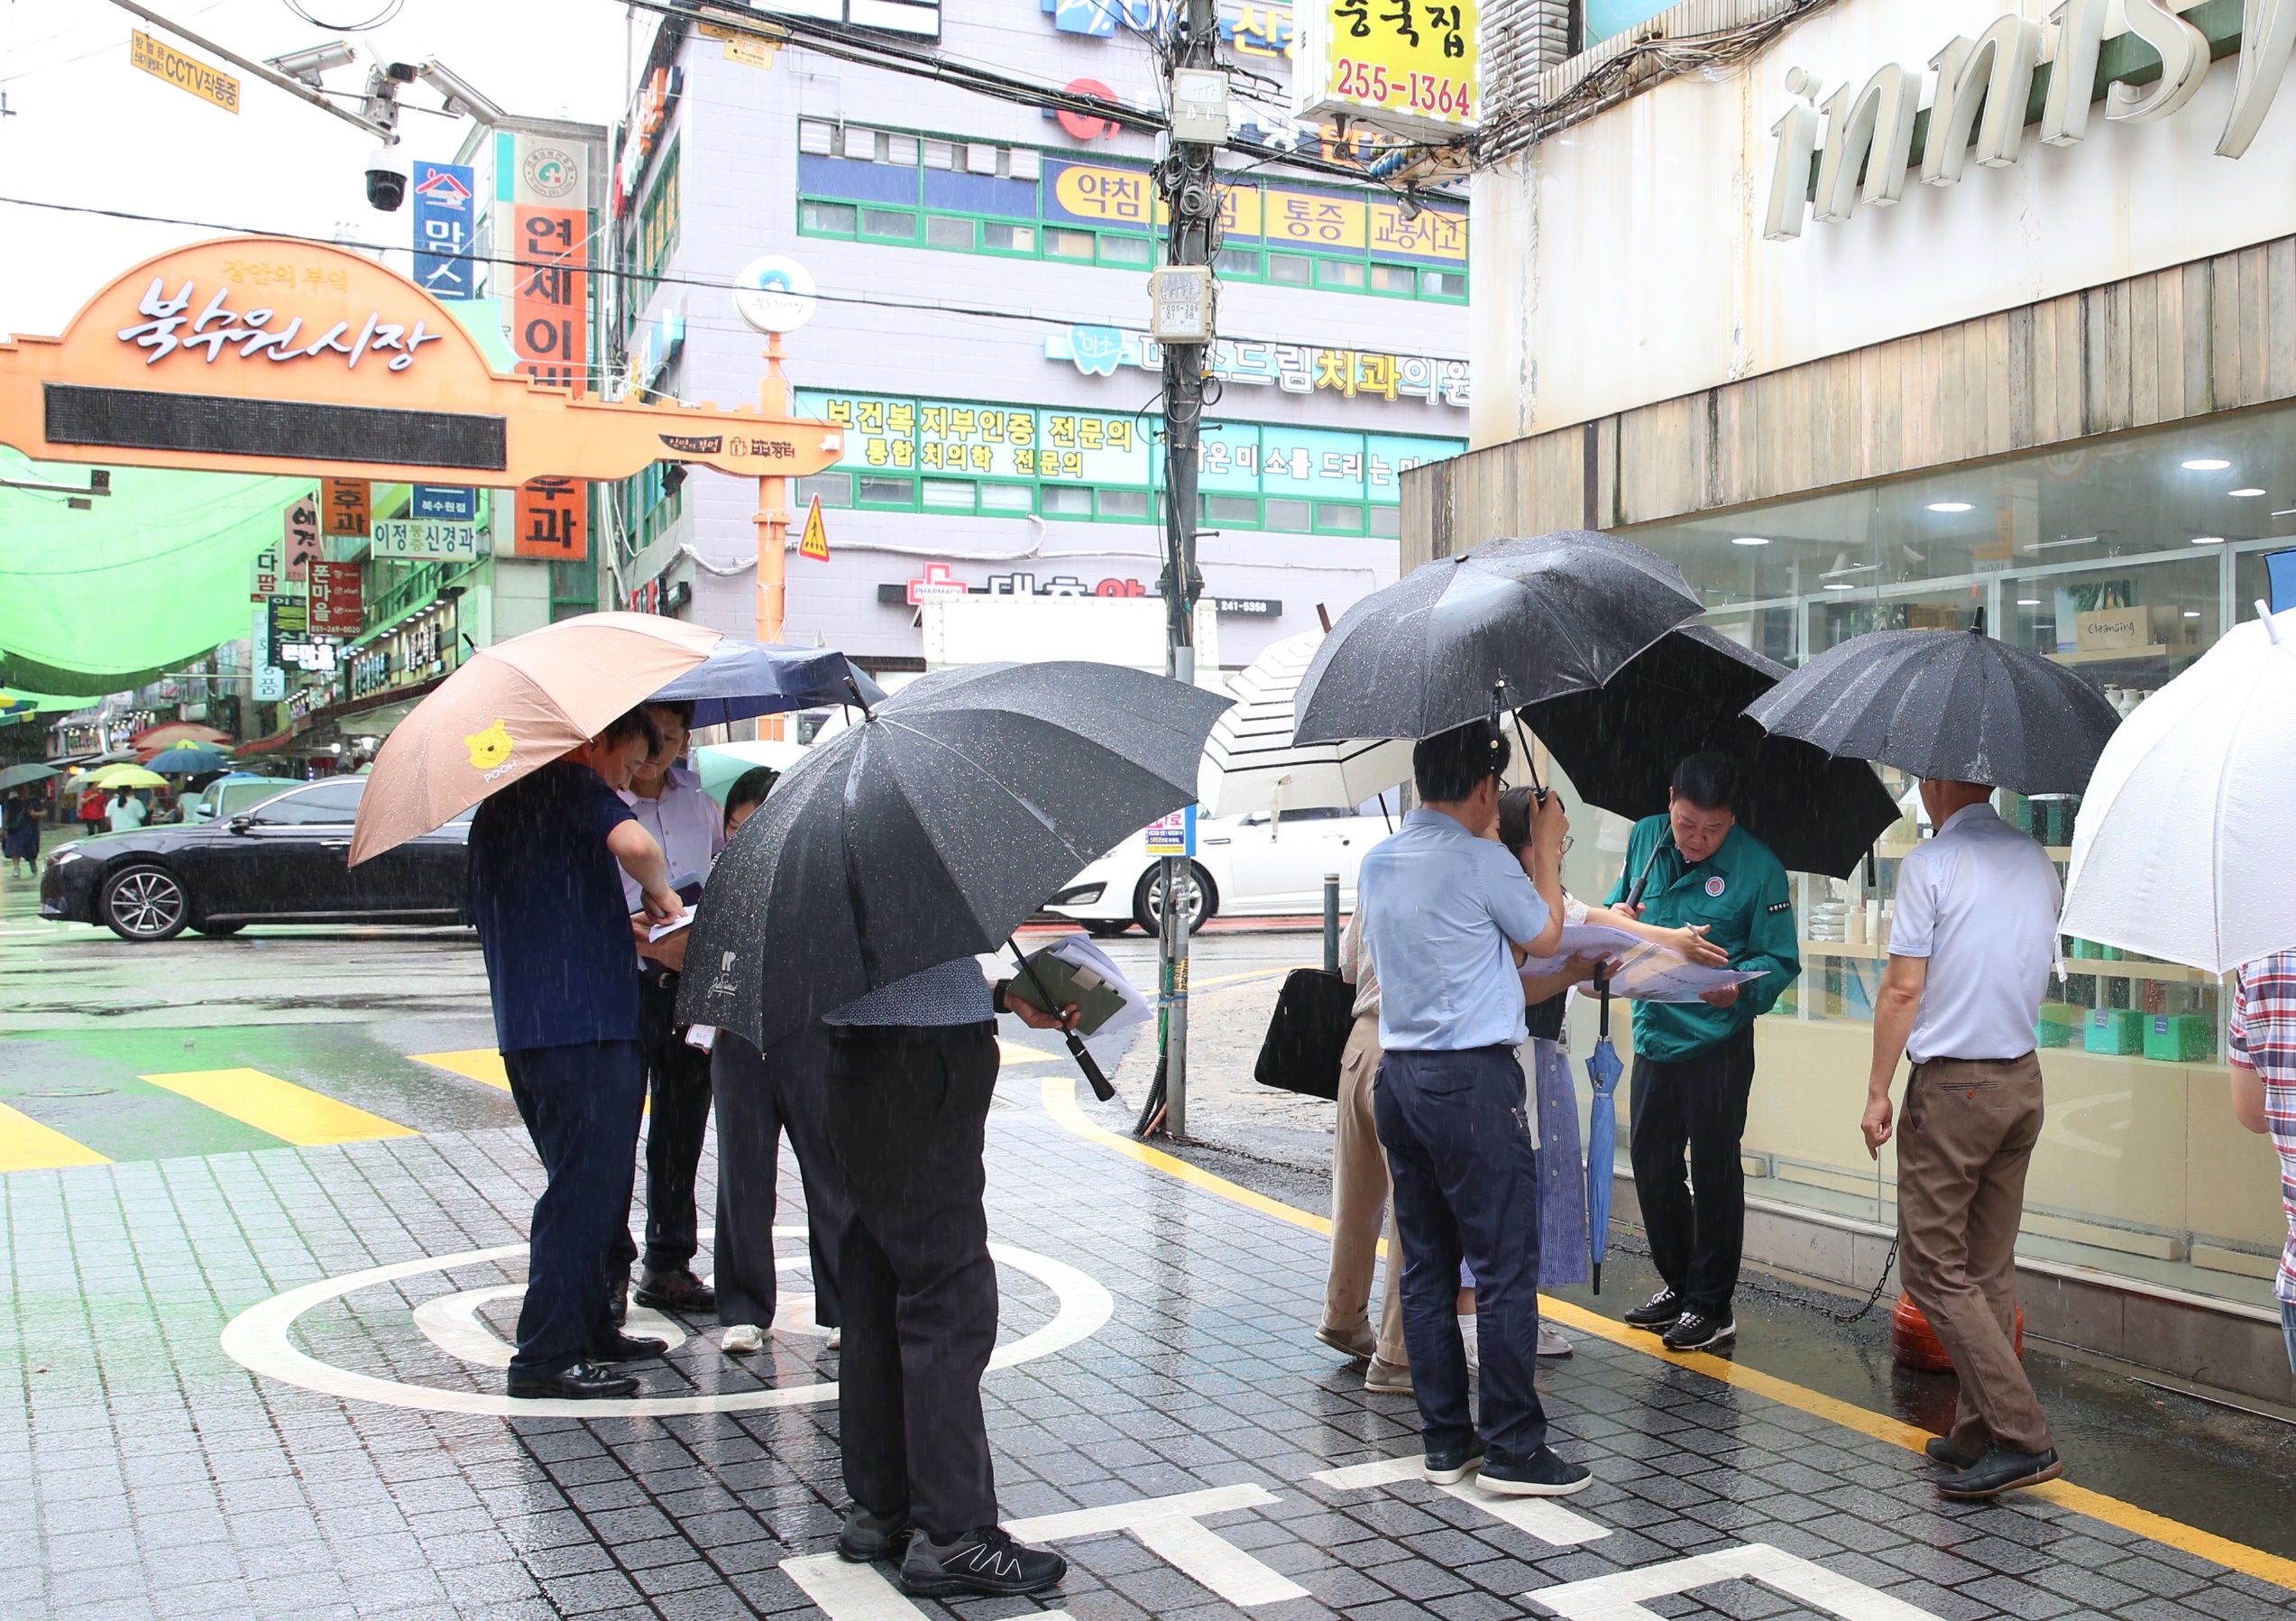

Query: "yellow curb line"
left=1039, top=1074, right=2296, bottom=1594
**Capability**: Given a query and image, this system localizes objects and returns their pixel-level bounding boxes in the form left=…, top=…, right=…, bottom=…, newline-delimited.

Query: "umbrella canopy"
left=90, top=765, right=167, bottom=789
left=147, top=744, right=234, bottom=774
left=1198, top=630, right=1412, bottom=816
left=1744, top=627, right=2119, bottom=796
left=651, top=640, right=887, bottom=729
left=1293, top=530, right=1703, bottom=745
left=132, top=721, right=229, bottom=759
left=2059, top=604, right=2296, bottom=972
left=0, top=763, right=60, bottom=792
left=350, top=612, right=722, bottom=865
left=1520, top=627, right=1900, bottom=878
left=693, top=740, right=811, bottom=806
left=677, top=660, right=1234, bottom=1053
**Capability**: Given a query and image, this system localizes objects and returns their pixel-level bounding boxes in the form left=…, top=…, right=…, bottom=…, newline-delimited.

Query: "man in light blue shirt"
left=1359, top=718, right=1592, bottom=1499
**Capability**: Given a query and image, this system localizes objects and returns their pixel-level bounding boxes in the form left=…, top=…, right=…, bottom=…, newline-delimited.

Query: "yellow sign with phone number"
left=1299, top=0, right=1479, bottom=139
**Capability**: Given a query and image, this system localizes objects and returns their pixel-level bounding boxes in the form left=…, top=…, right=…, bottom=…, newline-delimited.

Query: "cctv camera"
left=265, top=40, right=354, bottom=87
left=365, top=146, right=410, bottom=212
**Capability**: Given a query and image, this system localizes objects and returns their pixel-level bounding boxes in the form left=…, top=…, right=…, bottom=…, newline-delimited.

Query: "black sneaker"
left=1421, top=1438, right=1485, bottom=1485
left=837, top=1505, right=909, bottom=1562
left=897, top=1525, right=1067, bottom=1597
left=1476, top=1446, right=1593, bottom=1497
left=1622, top=1287, right=1683, bottom=1331
left=1660, top=1310, right=1735, bottom=1352
left=506, top=1361, right=639, bottom=1400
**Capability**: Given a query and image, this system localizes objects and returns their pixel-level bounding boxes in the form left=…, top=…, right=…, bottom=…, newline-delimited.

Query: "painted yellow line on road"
left=0, top=1101, right=111, bottom=1173
left=1041, top=1073, right=2296, bottom=1594
left=998, top=1039, right=1059, bottom=1065
left=141, top=1069, right=418, bottom=1147
left=412, top=1049, right=510, bottom=1091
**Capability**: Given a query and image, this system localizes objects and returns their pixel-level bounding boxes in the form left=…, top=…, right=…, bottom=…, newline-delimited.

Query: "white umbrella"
left=1196, top=630, right=1412, bottom=816
left=2059, top=603, right=2296, bottom=972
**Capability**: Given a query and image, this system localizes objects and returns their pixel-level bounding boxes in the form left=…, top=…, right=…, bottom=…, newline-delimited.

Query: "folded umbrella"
left=2060, top=603, right=2296, bottom=972
left=1521, top=627, right=1899, bottom=878
left=1198, top=629, right=1412, bottom=816
left=350, top=612, right=722, bottom=865
left=1293, top=530, right=1703, bottom=744
left=650, top=639, right=887, bottom=729
left=677, top=660, right=1234, bottom=1067
left=1584, top=984, right=1624, bottom=1295
left=1744, top=626, right=2119, bottom=796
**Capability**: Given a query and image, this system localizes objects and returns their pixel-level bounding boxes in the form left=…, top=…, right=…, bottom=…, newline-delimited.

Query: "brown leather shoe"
left=635, top=1267, right=717, bottom=1314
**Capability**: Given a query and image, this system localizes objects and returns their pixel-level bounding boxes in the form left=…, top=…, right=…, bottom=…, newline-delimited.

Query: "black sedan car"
left=41, top=776, right=474, bottom=942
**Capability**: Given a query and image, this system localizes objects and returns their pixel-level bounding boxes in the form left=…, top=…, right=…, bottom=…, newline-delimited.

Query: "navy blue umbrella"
left=650, top=640, right=887, bottom=728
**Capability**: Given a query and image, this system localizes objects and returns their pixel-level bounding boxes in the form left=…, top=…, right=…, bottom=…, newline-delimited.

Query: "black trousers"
left=712, top=1023, right=850, bottom=1331
left=824, top=1020, right=1001, bottom=1540
left=502, top=1040, right=646, bottom=1378
left=611, top=972, right=714, bottom=1279
left=1628, top=1023, right=1758, bottom=1318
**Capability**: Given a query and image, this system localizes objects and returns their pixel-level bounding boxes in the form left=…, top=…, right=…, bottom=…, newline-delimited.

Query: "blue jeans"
left=2282, top=1298, right=2296, bottom=1379
left=1374, top=1045, right=1549, bottom=1461
left=502, top=1039, right=647, bottom=1378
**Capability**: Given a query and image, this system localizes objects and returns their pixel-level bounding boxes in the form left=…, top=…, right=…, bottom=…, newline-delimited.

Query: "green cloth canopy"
left=0, top=447, right=308, bottom=693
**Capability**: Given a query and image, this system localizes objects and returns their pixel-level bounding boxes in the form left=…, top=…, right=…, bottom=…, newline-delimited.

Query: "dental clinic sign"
left=1765, top=0, right=2292, bottom=242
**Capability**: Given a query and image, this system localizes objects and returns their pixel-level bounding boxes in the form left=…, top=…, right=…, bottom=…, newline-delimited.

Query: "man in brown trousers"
left=1861, top=778, right=2063, bottom=1500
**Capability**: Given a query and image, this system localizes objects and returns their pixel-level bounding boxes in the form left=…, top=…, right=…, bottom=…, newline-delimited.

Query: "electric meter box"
left=1148, top=265, right=1216, bottom=343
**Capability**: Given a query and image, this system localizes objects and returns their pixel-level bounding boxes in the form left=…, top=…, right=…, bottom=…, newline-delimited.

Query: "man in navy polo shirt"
left=468, top=705, right=685, bottom=1401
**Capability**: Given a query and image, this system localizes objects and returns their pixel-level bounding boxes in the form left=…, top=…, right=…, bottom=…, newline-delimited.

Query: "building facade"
left=1417, top=0, right=2296, bottom=1399
left=605, top=4, right=1473, bottom=671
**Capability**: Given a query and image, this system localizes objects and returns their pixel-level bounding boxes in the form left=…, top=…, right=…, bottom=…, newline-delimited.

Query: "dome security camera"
left=365, top=146, right=410, bottom=212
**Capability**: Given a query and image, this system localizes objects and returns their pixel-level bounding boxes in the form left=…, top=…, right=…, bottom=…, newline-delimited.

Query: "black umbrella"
left=1743, top=627, right=2121, bottom=796
left=676, top=660, right=1233, bottom=1070
left=1292, top=530, right=1703, bottom=744
left=1520, top=627, right=1900, bottom=878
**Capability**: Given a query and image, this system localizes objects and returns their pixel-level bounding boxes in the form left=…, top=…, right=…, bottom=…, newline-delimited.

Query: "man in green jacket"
left=1606, top=751, right=1800, bottom=1352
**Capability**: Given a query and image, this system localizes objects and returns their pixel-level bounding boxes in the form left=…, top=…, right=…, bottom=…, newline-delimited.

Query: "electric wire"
left=280, top=0, right=403, bottom=28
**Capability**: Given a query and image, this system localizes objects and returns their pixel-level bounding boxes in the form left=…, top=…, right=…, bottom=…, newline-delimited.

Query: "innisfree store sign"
left=1766, top=0, right=2292, bottom=242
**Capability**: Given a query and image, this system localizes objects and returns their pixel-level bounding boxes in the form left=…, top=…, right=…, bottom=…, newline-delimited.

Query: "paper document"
left=1520, top=925, right=1766, bottom=1004
left=1007, top=935, right=1152, bottom=1036
left=647, top=913, right=694, bottom=943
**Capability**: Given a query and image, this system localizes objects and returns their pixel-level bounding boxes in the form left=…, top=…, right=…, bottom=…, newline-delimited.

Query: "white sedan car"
left=1042, top=806, right=1395, bottom=935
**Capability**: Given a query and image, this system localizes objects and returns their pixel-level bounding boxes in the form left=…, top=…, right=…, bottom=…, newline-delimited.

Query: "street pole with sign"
left=1144, top=0, right=1226, bottom=1140
left=732, top=255, right=819, bottom=739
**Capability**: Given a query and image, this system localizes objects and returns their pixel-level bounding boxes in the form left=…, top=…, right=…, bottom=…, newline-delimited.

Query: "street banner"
left=371, top=519, right=481, bottom=562
left=282, top=495, right=321, bottom=580
left=308, top=562, right=365, bottom=636
left=129, top=31, right=239, bottom=115
left=514, top=476, right=587, bottom=560
left=411, top=161, right=477, bottom=300
left=411, top=484, right=477, bottom=522
left=321, top=477, right=371, bottom=538
left=799, top=493, right=830, bottom=560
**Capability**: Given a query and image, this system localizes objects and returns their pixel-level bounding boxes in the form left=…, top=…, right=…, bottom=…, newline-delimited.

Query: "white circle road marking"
left=221, top=1233, right=1114, bottom=1419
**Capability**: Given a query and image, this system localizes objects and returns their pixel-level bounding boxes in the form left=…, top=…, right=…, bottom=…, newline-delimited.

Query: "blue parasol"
left=146, top=744, right=234, bottom=774
left=650, top=640, right=887, bottom=729
left=1584, top=972, right=1623, bottom=1294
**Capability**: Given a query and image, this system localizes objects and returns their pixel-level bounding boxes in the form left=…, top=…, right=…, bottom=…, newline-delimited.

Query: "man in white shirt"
left=611, top=700, right=728, bottom=1318
left=1861, top=779, right=2063, bottom=1502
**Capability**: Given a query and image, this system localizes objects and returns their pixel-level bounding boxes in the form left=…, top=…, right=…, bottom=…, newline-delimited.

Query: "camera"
left=365, top=146, right=410, bottom=212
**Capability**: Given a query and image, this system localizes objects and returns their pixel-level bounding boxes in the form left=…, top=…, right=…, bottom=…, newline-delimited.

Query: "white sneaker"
left=826, top=1327, right=841, bottom=1349
left=721, top=1324, right=765, bottom=1355
left=1538, top=1325, right=1573, bottom=1358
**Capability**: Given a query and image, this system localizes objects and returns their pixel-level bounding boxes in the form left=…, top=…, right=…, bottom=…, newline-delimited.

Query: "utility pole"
left=1145, top=0, right=1226, bottom=1141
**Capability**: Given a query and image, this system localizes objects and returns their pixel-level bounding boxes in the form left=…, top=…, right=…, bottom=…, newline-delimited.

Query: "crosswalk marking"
left=139, top=1068, right=418, bottom=1147
left=411, top=1049, right=510, bottom=1091
left=0, top=1101, right=111, bottom=1173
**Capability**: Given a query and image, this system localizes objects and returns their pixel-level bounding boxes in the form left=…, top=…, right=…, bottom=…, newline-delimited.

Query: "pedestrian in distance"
left=1320, top=896, right=1412, bottom=1391
left=77, top=780, right=106, bottom=836
left=1861, top=778, right=2065, bottom=1498
left=1610, top=751, right=1799, bottom=1353
left=106, top=787, right=146, bottom=833
left=1358, top=717, right=1593, bottom=1498
left=2226, top=947, right=2296, bottom=1381
left=821, top=952, right=1081, bottom=1598
left=4, top=789, right=39, bottom=876
left=610, top=699, right=726, bottom=1322
left=467, top=705, right=688, bottom=1401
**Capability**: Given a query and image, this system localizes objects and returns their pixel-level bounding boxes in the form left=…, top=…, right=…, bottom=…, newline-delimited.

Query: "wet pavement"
left=5, top=870, right=2296, bottom=1618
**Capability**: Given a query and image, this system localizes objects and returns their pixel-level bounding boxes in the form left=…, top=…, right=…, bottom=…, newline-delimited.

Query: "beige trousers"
left=1323, top=1010, right=1408, bottom=1364
left=1896, top=1052, right=2053, bottom=1456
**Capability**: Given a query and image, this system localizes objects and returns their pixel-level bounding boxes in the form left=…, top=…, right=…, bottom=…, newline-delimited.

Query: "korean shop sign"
left=1045, top=326, right=1470, bottom=408
left=1296, top=0, right=1479, bottom=139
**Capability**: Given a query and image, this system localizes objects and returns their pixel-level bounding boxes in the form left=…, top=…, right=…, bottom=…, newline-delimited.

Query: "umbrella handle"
left=1595, top=971, right=1611, bottom=1042
left=1006, top=938, right=1116, bottom=1101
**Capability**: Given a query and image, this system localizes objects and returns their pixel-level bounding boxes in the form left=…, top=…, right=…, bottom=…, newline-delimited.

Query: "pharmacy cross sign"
left=0, top=235, right=845, bottom=487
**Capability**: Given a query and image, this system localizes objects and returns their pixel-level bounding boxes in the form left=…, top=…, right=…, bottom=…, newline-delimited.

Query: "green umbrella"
left=693, top=741, right=809, bottom=806
left=0, top=763, right=60, bottom=792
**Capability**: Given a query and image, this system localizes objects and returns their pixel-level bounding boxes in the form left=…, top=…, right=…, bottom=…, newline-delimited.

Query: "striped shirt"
left=2227, top=949, right=2296, bottom=1303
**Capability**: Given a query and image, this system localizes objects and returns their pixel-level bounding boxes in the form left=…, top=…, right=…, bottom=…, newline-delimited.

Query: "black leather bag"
left=1253, top=968, right=1356, bottom=1101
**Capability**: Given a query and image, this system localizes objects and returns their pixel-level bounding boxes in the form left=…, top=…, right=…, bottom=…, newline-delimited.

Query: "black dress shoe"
left=507, top=1361, right=640, bottom=1400
left=837, top=1504, right=910, bottom=1562
left=1924, top=1436, right=1979, bottom=1471
left=897, top=1525, right=1066, bottom=1597
left=1622, top=1287, right=1683, bottom=1330
left=635, top=1268, right=718, bottom=1314
left=590, top=1331, right=668, bottom=1363
left=1934, top=1444, right=2062, bottom=1500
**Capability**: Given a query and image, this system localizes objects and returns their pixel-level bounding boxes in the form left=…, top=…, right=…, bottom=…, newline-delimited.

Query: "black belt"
left=639, top=968, right=681, bottom=991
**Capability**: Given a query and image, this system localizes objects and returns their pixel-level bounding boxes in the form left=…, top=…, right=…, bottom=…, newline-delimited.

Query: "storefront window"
left=1572, top=407, right=2296, bottom=1312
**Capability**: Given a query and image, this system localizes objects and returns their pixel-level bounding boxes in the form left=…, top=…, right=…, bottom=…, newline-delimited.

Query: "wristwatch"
left=991, top=979, right=1014, bottom=1014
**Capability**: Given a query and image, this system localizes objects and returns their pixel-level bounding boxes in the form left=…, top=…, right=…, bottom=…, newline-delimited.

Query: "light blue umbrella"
left=1584, top=977, right=1624, bottom=1294
left=650, top=640, right=886, bottom=729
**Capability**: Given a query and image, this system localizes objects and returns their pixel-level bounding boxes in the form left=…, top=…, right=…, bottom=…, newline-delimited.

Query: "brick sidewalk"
left=4, top=1066, right=2291, bottom=1621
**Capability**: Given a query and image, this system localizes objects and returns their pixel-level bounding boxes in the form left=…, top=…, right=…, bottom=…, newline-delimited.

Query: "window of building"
left=1423, top=268, right=1468, bottom=299
left=1203, top=494, right=1259, bottom=524
left=925, top=215, right=974, bottom=248
left=1097, top=488, right=1151, bottom=519
left=981, top=484, right=1034, bottom=511
left=858, top=476, right=915, bottom=506
left=1317, top=259, right=1367, bottom=290
left=1315, top=502, right=1366, bottom=532
left=636, top=142, right=682, bottom=285
left=1097, top=235, right=1153, bottom=266
left=859, top=207, right=916, bottom=240
left=1046, top=228, right=1097, bottom=260
left=798, top=473, right=852, bottom=508
left=1267, top=253, right=1312, bottom=285
left=983, top=222, right=1035, bottom=253
left=1040, top=485, right=1093, bottom=516
left=921, top=479, right=975, bottom=509
left=1216, top=247, right=1263, bottom=277
left=801, top=200, right=858, bottom=235
left=1369, top=262, right=1417, bottom=294
left=1264, top=498, right=1312, bottom=531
